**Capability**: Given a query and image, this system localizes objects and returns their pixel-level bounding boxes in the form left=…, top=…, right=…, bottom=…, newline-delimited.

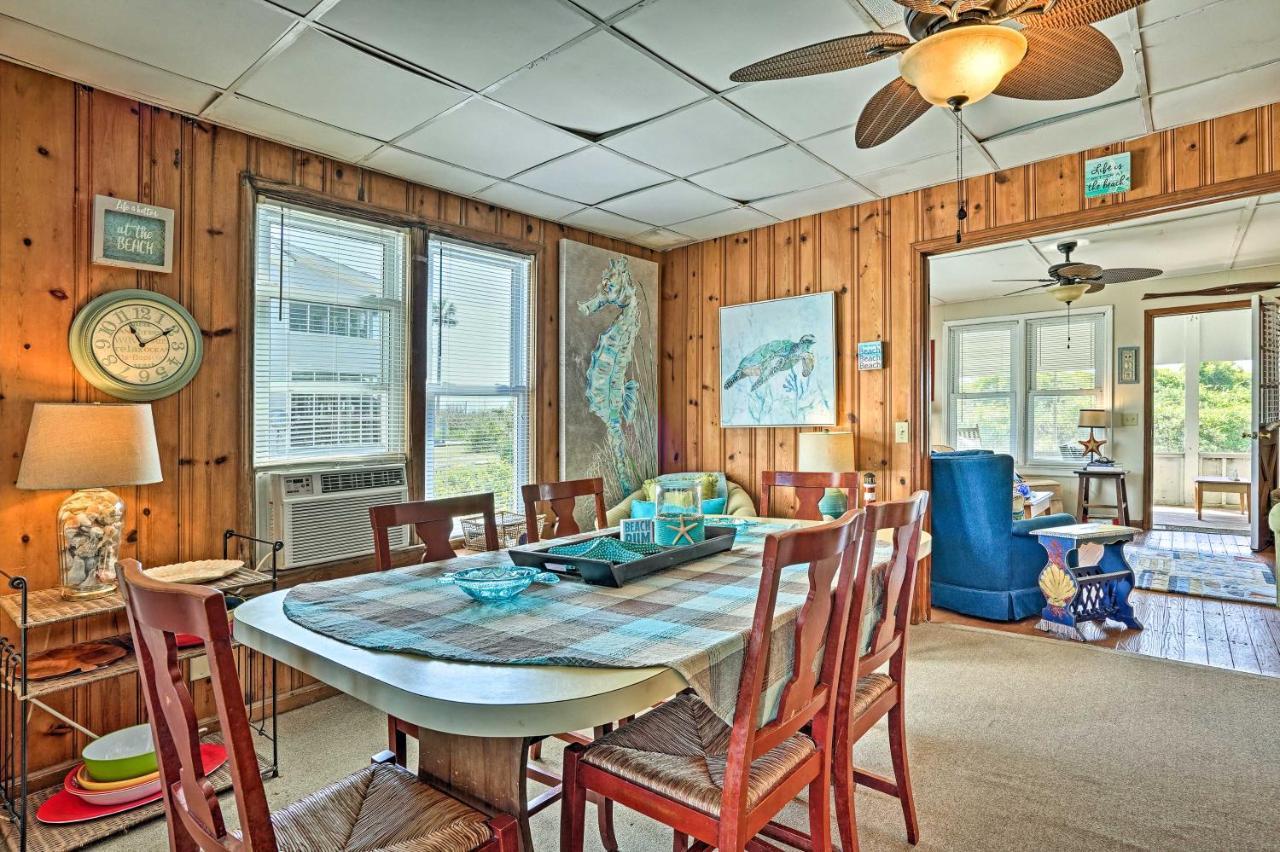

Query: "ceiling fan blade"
left=855, top=77, right=931, bottom=148
left=1093, top=267, right=1163, bottom=285
left=993, top=26, right=1123, bottom=100
left=1085, top=282, right=1106, bottom=294
left=1018, top=0, right=1148, bottom=28
left=729, top=32, right=910, bottom=82
left=1056, top=262, right=1105, bottom=280
left=1002, top=284, right=1054, bottom=296
left=992, top=278, right=1056, bottom=283
left=1142, top=282, right=1280, bottom=300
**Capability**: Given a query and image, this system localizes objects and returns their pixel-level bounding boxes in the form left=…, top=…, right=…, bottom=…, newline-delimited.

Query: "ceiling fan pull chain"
left=952, top=101, right=967, bottom=244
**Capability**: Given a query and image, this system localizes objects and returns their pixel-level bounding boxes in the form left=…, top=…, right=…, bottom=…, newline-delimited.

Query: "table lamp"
left=1077, top=408, right=1109, bottom=465
left=798, top=430, right=855, bottom=517
left=17, top=403, right=162, bottom=600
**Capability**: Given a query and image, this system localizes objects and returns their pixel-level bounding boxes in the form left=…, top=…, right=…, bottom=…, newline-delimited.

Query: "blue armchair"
left=930, top=450, right=1076, bottom=621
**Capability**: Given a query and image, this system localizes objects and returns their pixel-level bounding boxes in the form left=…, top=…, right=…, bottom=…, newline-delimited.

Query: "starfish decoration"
left=1078, top=433, right=1107, bottom=459
left=665, top=516, right=701, bottom=546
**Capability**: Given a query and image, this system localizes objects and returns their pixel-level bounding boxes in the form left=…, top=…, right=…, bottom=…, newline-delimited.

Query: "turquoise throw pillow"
left=630, top=500, right=657, bottom=519
left=701, top=497, right=727, bottom=515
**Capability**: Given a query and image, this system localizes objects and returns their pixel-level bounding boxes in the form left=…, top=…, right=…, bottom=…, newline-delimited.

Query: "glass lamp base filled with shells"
left=57, top=487, right=124, bottom=600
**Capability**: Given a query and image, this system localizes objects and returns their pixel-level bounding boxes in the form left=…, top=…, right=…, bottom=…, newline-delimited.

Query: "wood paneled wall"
left=661, top=103, right=1280, bottom=521
left=0, top=59, right=657, bottom=780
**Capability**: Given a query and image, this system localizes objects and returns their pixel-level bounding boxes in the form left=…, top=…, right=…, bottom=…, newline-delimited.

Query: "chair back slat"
left=845, top=492, right=928, bottom=679
left=370, top=493, right=498, bottom=570
left=119, top=559, right=275, bottom=852
left=521, top=478, right=607, bottom=542
left=760, top=470, right=859, bottom=521
left=721, top=510, right=865, bottom=810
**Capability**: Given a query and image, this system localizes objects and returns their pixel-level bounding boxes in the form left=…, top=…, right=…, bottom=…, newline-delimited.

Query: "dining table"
left=233, top=518, right=931, bottom=850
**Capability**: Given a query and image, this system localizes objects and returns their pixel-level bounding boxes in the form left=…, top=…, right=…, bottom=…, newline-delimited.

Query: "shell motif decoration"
left=1038, top=564, right=1077, bottom=609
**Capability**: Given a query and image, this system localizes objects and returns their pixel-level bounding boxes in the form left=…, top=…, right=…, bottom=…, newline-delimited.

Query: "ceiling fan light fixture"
left=1051, top=282, right=1089, bottom=303
left=899, top=25, right=1027, bottom=107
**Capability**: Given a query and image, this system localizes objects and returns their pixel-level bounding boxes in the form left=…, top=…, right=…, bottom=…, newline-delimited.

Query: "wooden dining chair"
left=117, top=558, right=518, bottom=852
left=521, top=477, right=607, bottom=542
left=370, top=493, right=500, bottom=767
left=832, top=491, right=929, bottom=852
left=760, top=469, right=860, bottom=521
left=560, top=509, right=867, bottom=852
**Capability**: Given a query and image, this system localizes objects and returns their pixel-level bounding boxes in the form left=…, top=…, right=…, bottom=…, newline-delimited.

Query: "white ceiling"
left=2, top=0, right=1278, bottom=250
left=930, top=193, right=1280, bottom=304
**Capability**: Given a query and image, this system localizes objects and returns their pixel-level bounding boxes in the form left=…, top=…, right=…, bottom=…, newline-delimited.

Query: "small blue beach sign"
left=1084, top=152, right=1131, bottom=199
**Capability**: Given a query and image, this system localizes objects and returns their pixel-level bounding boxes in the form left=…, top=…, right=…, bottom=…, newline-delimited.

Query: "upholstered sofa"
left=606, top=471, right=758, bottom=527
left=930, top=450, right=1076, bottom=621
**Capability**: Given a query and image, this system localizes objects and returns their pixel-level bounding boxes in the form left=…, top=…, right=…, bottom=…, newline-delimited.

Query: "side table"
left=1033, top=522, right=1144, bottom=641
left=1074, top=467, right=1131, bottom=524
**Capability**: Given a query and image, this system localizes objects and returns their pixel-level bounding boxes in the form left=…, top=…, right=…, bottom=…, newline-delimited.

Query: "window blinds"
left=949, top=322, right=1016, bottom=454
left=253, top=201, right=409, bottom=466
left=425, top=236, right=533, bottom=513
left=1028, top=315, right=1100, bottom=390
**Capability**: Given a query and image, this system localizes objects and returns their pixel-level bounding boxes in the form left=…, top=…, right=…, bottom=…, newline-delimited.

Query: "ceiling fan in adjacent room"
left=996, top=240, right=1163, bottom=303
left=730, top=0, right=1149, bottom=240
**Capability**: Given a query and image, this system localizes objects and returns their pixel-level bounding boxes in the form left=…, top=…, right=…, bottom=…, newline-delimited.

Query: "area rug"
left=1130, top=545, right=1276, bottom=604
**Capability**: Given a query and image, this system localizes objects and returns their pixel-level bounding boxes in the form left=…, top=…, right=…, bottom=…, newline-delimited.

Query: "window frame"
left=942, top=305, right=1112, bottom=472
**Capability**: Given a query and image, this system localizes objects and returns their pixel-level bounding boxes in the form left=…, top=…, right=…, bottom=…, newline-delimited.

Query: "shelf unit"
left=0, top=531, right=283, bottom=852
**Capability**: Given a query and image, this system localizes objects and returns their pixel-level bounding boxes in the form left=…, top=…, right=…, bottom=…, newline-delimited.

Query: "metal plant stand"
left=0, top=530, right=282, bottom=851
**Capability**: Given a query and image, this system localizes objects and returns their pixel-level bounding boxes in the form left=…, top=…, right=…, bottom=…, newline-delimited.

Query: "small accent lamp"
left=1077, top=408, right=1109, bottom=465
left=798, top=430, right=855, bottom=518
left=17, top=403, right=162, bottom=600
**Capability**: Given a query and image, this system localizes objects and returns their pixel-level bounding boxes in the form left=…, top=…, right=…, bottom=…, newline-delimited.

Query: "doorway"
left=1146, top=304, right=1254, bottom=537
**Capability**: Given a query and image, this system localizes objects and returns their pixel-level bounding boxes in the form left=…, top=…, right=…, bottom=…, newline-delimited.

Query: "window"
left=424, top=237, right=533, bottom=513
left=253, top=201, right=409, bottom=465
left=946, top=309, right=1108, bottom=466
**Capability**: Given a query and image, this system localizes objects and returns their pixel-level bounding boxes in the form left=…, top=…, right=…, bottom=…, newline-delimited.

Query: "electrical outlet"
left=894, top=421, right=909, bottom=443
left=1122, top=413, right=1139, bottom=427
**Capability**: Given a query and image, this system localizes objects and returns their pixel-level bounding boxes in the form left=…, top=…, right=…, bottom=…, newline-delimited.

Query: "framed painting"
left=559, top=240, right=659, bottom=527
left=719, top=292, right=837, bottom=428
left=1118, top=345, right=1139, bottom=384
left=91, top=195, right=174, bottom=272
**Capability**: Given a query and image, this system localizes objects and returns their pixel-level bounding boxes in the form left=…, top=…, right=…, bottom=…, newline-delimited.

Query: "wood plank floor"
left=931, top=529, right=1280, bottom=677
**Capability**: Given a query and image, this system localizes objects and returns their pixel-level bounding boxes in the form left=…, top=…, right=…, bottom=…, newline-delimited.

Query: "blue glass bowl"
left=441, top=566, right=559, bottom=602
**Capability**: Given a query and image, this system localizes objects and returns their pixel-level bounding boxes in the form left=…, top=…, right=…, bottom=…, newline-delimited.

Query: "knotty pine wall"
left=660, top=103, right=1280, bottom=527
left=0, top=59, right=657, bottom=782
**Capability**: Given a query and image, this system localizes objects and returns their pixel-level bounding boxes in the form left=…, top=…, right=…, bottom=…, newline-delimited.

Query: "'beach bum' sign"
left=92, top=195, right=175, bottom=272
left=1083, top=152, right=1131, bottom=199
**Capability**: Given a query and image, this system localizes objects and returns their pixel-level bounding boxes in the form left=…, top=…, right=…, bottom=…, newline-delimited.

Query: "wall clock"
left=69, top=289, right=203, bottom=401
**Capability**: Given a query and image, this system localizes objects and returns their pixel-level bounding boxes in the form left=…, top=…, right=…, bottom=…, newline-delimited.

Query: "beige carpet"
left=98, top=623, right=1280, bottom=850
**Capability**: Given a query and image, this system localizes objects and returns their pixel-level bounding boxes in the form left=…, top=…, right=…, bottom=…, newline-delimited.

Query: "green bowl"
left=82, top=724, right=157, bottom=782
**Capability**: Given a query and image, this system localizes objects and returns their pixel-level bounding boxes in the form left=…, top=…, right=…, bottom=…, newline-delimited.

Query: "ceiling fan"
left=996, top=240, right=1162, bottom=302
left=1142, top=282, right=1280, bottom=300
left=731, top=0, right=1147, bottom=240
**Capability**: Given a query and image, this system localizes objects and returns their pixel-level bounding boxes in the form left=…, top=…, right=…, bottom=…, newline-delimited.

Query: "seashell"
left=1038, top=564, right=1076, bottom=608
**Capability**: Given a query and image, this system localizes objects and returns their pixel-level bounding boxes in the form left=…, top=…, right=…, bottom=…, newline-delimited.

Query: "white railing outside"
left=1153, top=451, right=1250, bottom=507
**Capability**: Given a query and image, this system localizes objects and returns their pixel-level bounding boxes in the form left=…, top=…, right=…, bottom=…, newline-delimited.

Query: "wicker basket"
left=460, top=511, right=533, bottom=550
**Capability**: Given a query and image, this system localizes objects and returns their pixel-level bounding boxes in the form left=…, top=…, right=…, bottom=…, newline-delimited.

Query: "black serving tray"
left=508, top=526, right=738, bottom=587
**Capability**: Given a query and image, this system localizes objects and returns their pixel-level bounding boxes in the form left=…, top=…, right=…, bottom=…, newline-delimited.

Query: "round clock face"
left=70, top=290, right=203, bottom=401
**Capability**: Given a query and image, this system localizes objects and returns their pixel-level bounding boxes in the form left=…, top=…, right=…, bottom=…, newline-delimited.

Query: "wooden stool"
left=1074, top=468, right=1130, bottom=525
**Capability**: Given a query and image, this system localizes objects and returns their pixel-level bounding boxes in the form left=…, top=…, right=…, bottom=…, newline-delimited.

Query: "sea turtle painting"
left=723, top=333, right=817, bottom=392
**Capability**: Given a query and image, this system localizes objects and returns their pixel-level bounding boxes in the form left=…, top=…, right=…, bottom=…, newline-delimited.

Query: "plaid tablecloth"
left=283, top=520, right=887, bottom=723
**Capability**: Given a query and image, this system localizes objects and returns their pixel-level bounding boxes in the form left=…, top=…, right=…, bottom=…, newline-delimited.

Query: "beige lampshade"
left=17, top=403, right=162, bottom=490
left=798, top=430, right=854, bottom=474
left=1078, top=409, right=1110, bottom=429
left=898, top=25, right=1027, bottom=107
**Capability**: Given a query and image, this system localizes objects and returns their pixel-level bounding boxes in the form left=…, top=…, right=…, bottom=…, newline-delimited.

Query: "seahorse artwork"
left=578, top=257, right=643, bottom=496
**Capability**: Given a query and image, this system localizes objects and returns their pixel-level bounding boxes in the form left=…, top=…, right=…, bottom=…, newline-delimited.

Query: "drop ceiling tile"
left=689, top=146, right=843, bottom=202
left=633, top=228, right=693, bottom=250
left=238, top=30, right=465, bottom=141
left=0, top=0, right=292, bottom=87
left=603, top=100, right=782, bottom=177
left=514, top=147, right=667, bottom=205
left=673, top=207, right=777, bottom=241
left=984, top=100, right=1147, bottom=169
left=491, top=31, right=703, bottom=135
left=1138, top=0, right=1205, bottom=26
left=801, top=110, right=957, bottom=179
left=562, top=207, right=653, bottom=239
left=599, top=181, right=734, bottom=225
left=1233, top=203, right=1280, bottom=270
left=617, top=0, right=873, bottom=91
left=855, top=144, right=990, bottom=197
left=857, top=0, right=912, bottom=28
left=205, top=95, right=381, bottom=162
left=752, top=181, right=875, bottom=221
left=572, top=0, right=640, bottom=18
left=1150, top=60, right=1280, bottom=130
left=1142, top=0, right=1280, bottom=94
left=363, top=146, right=496, bottom=196
left=0, top=16, right=218, bottom=114
left=929, top=243, right=1050, bottom=304
left=476, top=182, right=583, bottom=221
left=726, top=57, right=900, bottom=141
left=399, top=100, right=585, bottom=178
left=272, top=0, right=318, bottom=12
left=320, top=0, right=593, bottom=90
